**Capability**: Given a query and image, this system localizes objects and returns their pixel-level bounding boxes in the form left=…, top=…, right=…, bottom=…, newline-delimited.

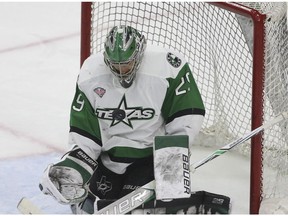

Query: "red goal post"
left=80, top=2, right=288, bottom=214
left=80, top=2, right=93, bottom=66
left=209, top=4, right=265, bottom=214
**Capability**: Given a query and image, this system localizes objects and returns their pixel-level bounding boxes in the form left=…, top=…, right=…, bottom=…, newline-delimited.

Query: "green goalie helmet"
left=104, top=25, right=146, bottom=88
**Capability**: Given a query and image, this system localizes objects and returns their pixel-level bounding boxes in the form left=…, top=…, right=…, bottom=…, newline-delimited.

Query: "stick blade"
left=17, top=197, right=42, bottom=214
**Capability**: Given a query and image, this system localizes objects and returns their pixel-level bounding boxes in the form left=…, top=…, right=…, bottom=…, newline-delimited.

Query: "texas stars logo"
left=96, top=176, right=112, bottom=195
left=167, top=52, right=182, bottom=68
left=95, top=95, right=155, bottom=128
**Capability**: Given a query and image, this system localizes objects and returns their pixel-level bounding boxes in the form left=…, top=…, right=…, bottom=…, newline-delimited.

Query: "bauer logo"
left=77, top=150, right=98, bottom=169
left=100, top=189, right=152, bottom=214
left=183, top=154, right=191, bottom=194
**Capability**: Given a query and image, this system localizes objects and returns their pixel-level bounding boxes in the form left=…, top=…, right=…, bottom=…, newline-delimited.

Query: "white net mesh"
left=90, top=2, right=253, bottom=145
left=87, top=1, right=288, bottom=211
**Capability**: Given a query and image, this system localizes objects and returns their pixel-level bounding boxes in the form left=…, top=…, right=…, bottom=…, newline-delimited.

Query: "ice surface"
left=0, top=2, right=250, bottom=214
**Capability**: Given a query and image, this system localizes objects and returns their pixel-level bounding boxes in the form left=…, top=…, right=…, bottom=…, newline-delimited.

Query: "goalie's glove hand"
left=40, top=164, right=88, bottom=204
left=39, top=146, right=98, bottom=205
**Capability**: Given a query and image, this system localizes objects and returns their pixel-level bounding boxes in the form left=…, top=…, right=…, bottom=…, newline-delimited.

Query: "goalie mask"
left=104, top=25, right=146, bottom=88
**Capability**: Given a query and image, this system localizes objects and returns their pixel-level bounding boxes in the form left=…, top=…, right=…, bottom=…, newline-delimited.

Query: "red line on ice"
left=0, top=123, right=64, bottom=152
left=0, top=32, right=79, bottom=54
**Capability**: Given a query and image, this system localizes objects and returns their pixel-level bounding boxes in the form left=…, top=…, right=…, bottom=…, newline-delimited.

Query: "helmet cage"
left=104, top=26, right=146, bottom=88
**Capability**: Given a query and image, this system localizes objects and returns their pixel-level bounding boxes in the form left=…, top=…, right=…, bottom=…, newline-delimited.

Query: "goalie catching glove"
left=39, top=145, right=98, bottom=204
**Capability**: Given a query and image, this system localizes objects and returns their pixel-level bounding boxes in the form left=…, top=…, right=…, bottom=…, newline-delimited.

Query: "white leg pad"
left=154, top=135, right=191, bottom=200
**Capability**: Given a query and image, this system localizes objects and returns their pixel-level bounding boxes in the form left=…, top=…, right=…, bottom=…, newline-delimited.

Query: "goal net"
left=80, top=2, right=288, bottom=214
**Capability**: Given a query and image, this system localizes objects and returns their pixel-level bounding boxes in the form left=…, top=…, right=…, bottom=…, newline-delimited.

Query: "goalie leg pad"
left=154, top=135, right=190, bottom=200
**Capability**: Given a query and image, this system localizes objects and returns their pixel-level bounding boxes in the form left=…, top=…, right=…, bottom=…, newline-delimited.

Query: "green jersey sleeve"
left=161, top=63, right=205, bottom=124
left=69, top=85, right=102, bottom=147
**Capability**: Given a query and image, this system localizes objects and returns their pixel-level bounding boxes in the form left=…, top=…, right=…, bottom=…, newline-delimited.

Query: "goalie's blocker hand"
left=39, top=146, right=98, bottom=204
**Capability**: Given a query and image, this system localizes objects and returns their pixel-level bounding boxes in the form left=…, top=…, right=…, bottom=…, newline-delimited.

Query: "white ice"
left=0, top=2, right=251, bottom=214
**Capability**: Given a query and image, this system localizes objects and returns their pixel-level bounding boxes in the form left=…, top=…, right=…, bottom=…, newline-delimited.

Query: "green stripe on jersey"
left=154, top=135, right=188, bottom=150
left=107, top=146, right=153, bottom=158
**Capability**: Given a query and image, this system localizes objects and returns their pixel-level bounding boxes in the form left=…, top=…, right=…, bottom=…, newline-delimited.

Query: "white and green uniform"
left=69, top=45, right=205, bottom=175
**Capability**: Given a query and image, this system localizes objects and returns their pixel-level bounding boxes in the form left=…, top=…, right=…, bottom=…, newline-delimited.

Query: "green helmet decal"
left=104, top=26, right=146, bottom=88
left=105, top=26, right=137, bottom=62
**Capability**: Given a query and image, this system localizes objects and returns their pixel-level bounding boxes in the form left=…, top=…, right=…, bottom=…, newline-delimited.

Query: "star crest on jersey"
left=110, top=96, right=137, bottom=128
left=95, top=95, right=155, bottom=128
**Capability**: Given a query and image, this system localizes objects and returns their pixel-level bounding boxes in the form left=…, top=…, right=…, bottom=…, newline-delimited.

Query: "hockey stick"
left=96, top=112, right=288, bottom=213
left=95, top=180, right=155, bottom=214
left=17, top=181, right=155, bottom=215
left=17, top=197, right=42, bottom=214
left=191, top=111, right=288, bottom=171
left=18, top=111, right=288, bottom=214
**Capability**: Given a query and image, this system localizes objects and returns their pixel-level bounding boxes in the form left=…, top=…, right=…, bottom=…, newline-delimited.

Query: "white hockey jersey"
left=68, top=45, right=205, bottom=174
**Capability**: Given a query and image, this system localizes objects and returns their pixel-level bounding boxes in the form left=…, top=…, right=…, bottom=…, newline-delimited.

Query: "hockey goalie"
left=39, top=25, right=231, bottom=214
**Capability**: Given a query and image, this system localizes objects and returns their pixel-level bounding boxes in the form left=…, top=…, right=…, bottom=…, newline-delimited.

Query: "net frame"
left=80, top=2, right=287, bottom=214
